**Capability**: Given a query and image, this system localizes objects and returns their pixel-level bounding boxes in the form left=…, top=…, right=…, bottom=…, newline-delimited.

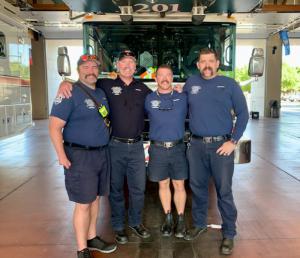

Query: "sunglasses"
left=79, top=55, right=99, bottom=62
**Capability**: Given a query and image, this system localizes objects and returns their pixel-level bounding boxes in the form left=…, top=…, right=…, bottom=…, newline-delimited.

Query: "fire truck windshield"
left=83, top=22, right=236, bottom=82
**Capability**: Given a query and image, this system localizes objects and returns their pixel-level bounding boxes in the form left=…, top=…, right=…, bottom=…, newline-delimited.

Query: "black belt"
left=151, top=139, right=183, bottom=148
left=112, top=136, right=142, bottom=144
left=192, top=135, right=230, bottom=143
left=64, top=141, right=106, bottom=150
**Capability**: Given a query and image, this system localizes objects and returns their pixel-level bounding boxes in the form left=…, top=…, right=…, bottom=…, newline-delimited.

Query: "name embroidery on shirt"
left=111, top=86, right=122, bottom=95
left=191, top=86, right=201, bottom=95
left=85, top=99, right=96, bottom=109
left=135, top=88, right=142, bottom=92
left=217, top=85, right=225, bottom=88
left=151, top=100, right=161, bottom=109
left=173, top=99, right=180, bottom=102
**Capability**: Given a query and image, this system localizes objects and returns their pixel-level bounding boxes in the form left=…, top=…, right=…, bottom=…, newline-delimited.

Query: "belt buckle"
left=164, top=142, right=173, bottom=148
left=204, top=137, right=212, bottom=143
left=127, top=139, right=134, bottom=144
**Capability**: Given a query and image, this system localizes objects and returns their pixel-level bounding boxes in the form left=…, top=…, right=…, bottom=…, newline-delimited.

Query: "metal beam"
left=262, top=4, right=300, bottom=12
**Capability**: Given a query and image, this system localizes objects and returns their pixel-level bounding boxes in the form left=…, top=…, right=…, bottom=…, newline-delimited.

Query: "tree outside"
left=281, top=63, right=300, bottom=94
left=235, top=65, right=251, bottom=92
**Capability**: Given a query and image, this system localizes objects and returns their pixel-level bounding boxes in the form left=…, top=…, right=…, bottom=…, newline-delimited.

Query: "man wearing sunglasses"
left=49, top=55, right=117, bottom=258
left=56, top=50, right=152, bottom=245
left=145, top=64, right=188, bottom=238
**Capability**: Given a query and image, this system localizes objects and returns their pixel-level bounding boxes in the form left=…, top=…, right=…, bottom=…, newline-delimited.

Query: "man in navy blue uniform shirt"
left=145, top=65, right=188, bottom=238
left=49, top=55, right=116, bottom=258
left=57, top=50, right=152, bottom=244
left=183, top=48, right=249, bottom=255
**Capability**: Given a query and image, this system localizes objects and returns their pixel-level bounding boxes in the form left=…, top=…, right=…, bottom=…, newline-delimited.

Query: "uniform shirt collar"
left=116, top=75, right=137, bottom=86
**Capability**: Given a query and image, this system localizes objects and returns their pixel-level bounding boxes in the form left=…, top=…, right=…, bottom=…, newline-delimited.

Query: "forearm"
left=232, top=111, right=249, bottom=141
left=49, top=127, right=66, bottom=159
left=49, top=117, right=67, bottom=159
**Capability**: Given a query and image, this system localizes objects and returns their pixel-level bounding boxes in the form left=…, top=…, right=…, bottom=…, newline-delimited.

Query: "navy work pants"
left=187, top=138, right=237, bottom=239
left=108, top=139, right=146, bottom=231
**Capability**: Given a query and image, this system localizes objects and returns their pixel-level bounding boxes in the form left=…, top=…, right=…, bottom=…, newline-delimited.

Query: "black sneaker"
left=161, top=212, right=173, bottom=237
left=174, top=214, right=186, bottom=238
left=77, top=248, right=92, bottom=258
left=220, top=238, right=234, bottom=255
left=129, top=224, right=151, bottom=239
left=115, top=230, right=129, bottom=244
left=184, top=226, right=207, bottom=241
left=87, top=236, right=117, bottom=253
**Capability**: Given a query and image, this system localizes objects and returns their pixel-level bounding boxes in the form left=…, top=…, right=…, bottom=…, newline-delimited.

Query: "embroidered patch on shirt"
left=85, top=99, right=96, bottom=109
left=191, top=86, right=201, bottom=95
left=151, top=100, right=161, bottom=109
left=111, top=86, right=122, bottom=95
left=135, top=88, right=142, bottom=91
left=54, top=95, right=64, bottom=105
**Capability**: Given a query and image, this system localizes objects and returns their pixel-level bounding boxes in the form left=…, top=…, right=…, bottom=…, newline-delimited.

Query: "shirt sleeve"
left=50, top=95, right=74, bottom=122
left=231, top=81, right=249, bottom=141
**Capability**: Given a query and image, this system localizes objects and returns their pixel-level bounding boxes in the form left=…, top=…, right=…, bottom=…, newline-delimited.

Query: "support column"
left=264, top=34, right=282, bottom=117
left=30, top=32, right=48, bottom=119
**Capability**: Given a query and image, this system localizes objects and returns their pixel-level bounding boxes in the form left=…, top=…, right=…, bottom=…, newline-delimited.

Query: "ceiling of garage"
left=1, top=0, right=300, bottom=38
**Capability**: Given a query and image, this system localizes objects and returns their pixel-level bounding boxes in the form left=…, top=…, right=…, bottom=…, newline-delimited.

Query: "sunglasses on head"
left=79, top=55, right=98, bottom=62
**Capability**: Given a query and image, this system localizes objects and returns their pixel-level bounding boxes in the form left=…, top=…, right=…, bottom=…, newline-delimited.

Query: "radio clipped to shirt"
left=76, top=83, right=110, bottom=127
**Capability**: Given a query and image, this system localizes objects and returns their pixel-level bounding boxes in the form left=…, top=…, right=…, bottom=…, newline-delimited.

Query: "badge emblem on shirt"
left=53, top=95, right=64, bottom=105
left=151, top=100, right=161, bottom=109
left=111, top=86, right=122, bottom=95
left=85, top=99, right=96, bottom=109
left=191, top=86, right=201, bottom=95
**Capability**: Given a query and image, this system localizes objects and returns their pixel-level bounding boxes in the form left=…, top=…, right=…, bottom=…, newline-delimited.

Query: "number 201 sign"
left=132, top=3, right=180, bottom=13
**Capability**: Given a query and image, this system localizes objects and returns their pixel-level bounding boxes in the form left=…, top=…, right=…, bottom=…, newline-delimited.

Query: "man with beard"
left=183, top=48, right=249, bottom=256
left=145, top=65, right=188, bottom=238
left=49, top=55, right=117, bottom=258
left=57, top=50, right=152, bottom=244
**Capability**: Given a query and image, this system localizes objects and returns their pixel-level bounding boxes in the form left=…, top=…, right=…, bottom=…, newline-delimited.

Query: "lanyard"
left=75, top=83, right=110, bottom=127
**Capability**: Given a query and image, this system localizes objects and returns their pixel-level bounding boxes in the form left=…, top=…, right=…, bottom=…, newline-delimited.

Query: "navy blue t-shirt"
left=183, top=74, right=249, bottom=141
left=50, top=81, right=110, bottom=146
left=145, top=91, right=187, bottom=141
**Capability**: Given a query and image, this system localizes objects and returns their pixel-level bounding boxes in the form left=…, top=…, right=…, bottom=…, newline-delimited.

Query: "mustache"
left=202, top=67, right=213, bottom=73
left=85, top=74, right=97, bottom=79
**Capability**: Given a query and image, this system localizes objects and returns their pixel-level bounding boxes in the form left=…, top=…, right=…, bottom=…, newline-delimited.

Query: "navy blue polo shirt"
left=145, top=91, right=188, bottom=141
left=96, top=77, right=152, bottom=139
left=183, top=74, right=249, bottom=141
left=50, top=81, right=110, bottom=146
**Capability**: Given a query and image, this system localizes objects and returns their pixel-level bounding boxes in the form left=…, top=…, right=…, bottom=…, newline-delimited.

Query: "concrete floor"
left=0, top=108, right=300, bottom=258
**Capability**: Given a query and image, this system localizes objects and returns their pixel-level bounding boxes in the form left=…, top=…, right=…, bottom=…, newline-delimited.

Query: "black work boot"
left=174, top=213, right=186, bottom=238
left=161, top=212, right=173, bottom=237
left=220, top=238, right=234, bottom=255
